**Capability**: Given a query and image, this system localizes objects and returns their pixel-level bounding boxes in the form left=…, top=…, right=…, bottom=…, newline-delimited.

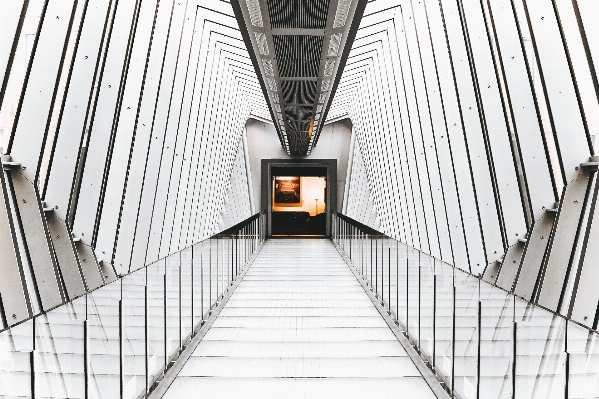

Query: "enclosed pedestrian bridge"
left=1, top=0, right=599, bottom=398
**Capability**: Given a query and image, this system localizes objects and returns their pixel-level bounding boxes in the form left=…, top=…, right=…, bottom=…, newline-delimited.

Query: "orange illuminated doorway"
left=271, top=175, right=326, bottom=236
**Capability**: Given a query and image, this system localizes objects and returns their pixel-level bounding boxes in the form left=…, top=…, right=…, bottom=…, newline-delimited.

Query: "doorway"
left=261, top=160, right=337, bottom=238
left=272, top=175, right=327, bottom=235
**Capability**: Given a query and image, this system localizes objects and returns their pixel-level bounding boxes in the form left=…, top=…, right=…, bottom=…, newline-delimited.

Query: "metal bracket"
left=1, top=156, right=21, bottom=171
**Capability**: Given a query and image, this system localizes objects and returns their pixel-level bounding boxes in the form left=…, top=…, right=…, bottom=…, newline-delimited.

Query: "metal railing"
left=0, top=213, right=266, bottom=399
left=333, top=212, right=599, bottom=399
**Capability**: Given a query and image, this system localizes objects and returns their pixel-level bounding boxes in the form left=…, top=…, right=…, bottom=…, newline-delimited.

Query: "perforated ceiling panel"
left=267, top=0, right=330, bottom=29
left=232, top=0, right=368, bottom=155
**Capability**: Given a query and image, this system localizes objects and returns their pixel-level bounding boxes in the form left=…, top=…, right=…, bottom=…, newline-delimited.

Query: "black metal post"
left=433, top=273, right=437, bottom=369
left=191, top=245, right=194, bottom=334
left=84, top=318, right=89, bottom=399
left=30, top=349, right=36, bottom=399
left=370, top=237, right=373, bottom=287
left=406, top=245, right=409, bottom=333
left=477, top=300, right=481, bottom=399
left=360, top=231, right=364, bottom=276
left=145, top=284, right=149, bottom=397
left=120, top=298, right=124, bottom=398
left=380, top=240, right=383, bottom=303
left=209, top=241, right=212, bottom=308
left=418, top=251, right=421, bottom=353
left=565, top=319, right=569, bottom=399
left=31, top=316, right=36, bottom=399
left=396, top=243, right=399, bottom=321
left=388, top=247, right=391, bottom=312
left=201, top=252, right=204, bottom=324
left=512, top=320, right=516, bottom=399
left=451, top=284, right=456, bottom=396
left=163, top=273, right=167, bottom=373
left=215, top=238, right=220, bottom=306
left=179, top=252, right=182, bottom=352
left=350, top=225, right=352, bottom=259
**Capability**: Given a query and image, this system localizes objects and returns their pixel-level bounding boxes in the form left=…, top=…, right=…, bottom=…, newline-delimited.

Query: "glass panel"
left=0, top=319, right=33, bottom=398
left=515, top=306, right=565, bottom=398
left=407, top=246, right=419, bottom=345
left=479, top=286, right=514, bottom=398
left=420, top=254, right=435, bottom=364
left=180, top=247, right=193, bottom=342
left=567, top=321, right=599, bottom=398
left=88, top=286, right=120, bottom=399
left=190, top=243, right=201, bottom=329
left=146, top=258, right=166, bottom=391
left=388, top=239, right=398, bottom=321
left=165, top=254, right=180, bottom=365
left=375, top=237, right=382, bottom=300
left=434, top=260, right=454, bottom=388
left=453, top=271, right=479, bottom=399
left=35, top=301, right=85, bottom=398
left=121, top=274, right=145, bottom=399
left=396, top=242, right=408, bottom=327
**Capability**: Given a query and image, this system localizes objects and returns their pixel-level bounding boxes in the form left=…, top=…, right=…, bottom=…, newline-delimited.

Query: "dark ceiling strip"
left=271, top=28, right=325, bottom=35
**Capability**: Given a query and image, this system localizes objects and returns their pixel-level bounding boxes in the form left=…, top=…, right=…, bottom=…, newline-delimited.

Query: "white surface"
left=162, top=239, right=437, bottom=398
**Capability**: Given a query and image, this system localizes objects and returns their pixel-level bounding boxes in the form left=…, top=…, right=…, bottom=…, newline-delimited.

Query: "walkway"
left=160, top=239, right=438, bottom=398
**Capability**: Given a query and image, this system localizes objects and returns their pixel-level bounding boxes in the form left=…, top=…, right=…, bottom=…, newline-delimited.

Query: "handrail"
left=0, top=212, right=267, bottom=398
left=335, top=212, right=596, bottom=333
left=333, top=212, right=598, bottom=399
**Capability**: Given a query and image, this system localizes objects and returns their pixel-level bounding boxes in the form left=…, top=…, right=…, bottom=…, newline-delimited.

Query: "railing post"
left=223, top=236, right=233, bottom=288
left=418, top=251, right=421, bottom=353
left=201, top=252, right=204, bottom=324
left=215, top=238, right=220, bottom=307
left=145, top=284, right=149, bottom=397
left=349, top=225, right=352, bottom=259
left=360, top=231, right=363, bottom=275
left=451, top=284, right=456, bottom=396
left=84, top=318, right=89, bottom=399
left=565, top=319, right=569, bottom=399
left=477, top=300, right=481, bottom=399
left=511, top=320, right=516, bottom=399
left=163, top=273, right=167, bottom=374
left=30, top=348, right=36, bottom=398
left=31, top=316, right=36, bottom=399
left=380, top=239, right=383, bottom=303
left=209, top=240, right=212, bottom=308
left=120, top=297, right=125, bottom=398
left=433, top=272, right=437, bottom=370
left=406, top=244, right=409, bottom=334
left=179, top=252, right=182, bottom=352
left=396, top=242, right=399, bottom=322
left=191, top=245, right=194, bottom=335
left=388, top=247, right=391, bottom=313
left=370, top=236, right=373, bottom=286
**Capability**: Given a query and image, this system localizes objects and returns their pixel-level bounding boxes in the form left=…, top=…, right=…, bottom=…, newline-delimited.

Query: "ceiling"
left=231, top=0, right=367, bottom=156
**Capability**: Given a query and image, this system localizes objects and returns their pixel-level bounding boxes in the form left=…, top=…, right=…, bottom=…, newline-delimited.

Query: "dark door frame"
left=261, top=159, right=337, bottom=238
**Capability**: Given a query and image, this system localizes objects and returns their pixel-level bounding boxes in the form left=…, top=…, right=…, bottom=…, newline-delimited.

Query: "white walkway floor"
left=161, top=239, right=438, bottom=398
